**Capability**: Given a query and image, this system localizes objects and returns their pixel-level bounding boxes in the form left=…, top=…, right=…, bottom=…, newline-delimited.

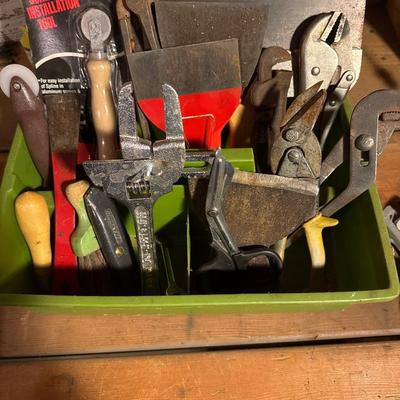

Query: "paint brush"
left=65, top=180, right=111, bottom=295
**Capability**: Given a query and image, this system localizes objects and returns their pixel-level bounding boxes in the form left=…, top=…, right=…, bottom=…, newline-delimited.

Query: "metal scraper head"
left=155, top=1, right=268, bottom=88
left=188, top=171, right=319, bottom=247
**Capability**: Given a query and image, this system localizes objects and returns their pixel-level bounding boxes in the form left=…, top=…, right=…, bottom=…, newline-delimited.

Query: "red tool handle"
left=51, top=152, right=79, bottom=295
left=138, top=87, right=241, bottom=148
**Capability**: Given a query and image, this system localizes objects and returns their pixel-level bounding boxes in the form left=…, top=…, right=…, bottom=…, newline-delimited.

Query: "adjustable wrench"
left=84, top=83, right=185, bottom=294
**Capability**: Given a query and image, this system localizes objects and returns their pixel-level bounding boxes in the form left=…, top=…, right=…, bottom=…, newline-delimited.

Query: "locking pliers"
left=299, top=12, right=363, bottom=149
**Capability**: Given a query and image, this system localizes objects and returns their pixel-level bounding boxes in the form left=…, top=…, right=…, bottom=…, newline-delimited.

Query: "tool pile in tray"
left=1, top=1, right=400, bottom=295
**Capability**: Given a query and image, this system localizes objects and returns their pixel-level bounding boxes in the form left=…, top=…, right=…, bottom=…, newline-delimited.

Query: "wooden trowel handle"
left=15, top=191, right=51, bottom=291
left=87, top=59, right=118, bottom=160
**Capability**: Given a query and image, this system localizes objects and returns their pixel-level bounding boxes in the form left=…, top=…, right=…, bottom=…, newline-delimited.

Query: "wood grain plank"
left=2, top=340, right=400, bottom=399
left=377, top=134, right=400, bottom=206
left=1, top=299, right=400, bottom=357
left=387, top=0, right=400, bottom=40
left=349, top=5, right=400, bottom=106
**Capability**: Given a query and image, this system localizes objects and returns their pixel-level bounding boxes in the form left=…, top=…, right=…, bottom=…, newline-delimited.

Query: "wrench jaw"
left=118, top=83, right=152, bottom=160
left=320, top=89, right=400, bottom=217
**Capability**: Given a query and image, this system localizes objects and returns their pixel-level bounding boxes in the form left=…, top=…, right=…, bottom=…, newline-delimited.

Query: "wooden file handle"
left=15, top=191, right=51, bottom=290
left=87, top=59, right=118, bottom=160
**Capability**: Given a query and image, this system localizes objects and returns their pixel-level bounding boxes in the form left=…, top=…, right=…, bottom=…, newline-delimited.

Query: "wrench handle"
left=129, top=201, right=160, bottom=295
left=87, top=58, right=119, bottom=160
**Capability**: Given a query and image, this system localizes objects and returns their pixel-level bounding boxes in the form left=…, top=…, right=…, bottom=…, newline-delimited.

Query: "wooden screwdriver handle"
left=87, top=59, right=118, bottom=160
left=15, top=191, right=52, bottom=290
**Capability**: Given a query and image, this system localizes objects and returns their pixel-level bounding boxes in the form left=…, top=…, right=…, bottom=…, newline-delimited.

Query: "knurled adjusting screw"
left=283, top=129, right=303, bottom=142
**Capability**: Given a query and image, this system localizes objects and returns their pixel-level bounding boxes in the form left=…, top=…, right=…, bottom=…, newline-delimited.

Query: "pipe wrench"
left=288, top=90, right=400, bottom=283
left=320, top=90, right=400, bottom=216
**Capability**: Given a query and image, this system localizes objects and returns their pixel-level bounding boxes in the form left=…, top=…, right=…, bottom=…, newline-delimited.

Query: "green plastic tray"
left=0, top=120, right=398, bottom=314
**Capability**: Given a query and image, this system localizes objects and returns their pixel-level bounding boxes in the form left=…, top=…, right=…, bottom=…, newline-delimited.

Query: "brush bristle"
left=78, top=250, right=113, bottom=295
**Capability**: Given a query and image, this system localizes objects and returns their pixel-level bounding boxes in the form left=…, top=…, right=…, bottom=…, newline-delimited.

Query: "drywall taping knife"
left=127, top=39, right=241, bottom=149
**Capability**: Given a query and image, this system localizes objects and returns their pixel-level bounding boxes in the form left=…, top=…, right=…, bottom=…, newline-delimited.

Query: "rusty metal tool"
left=321, top=90, right=400, bottom=217
left=195, top=150, right=283, bottom=277
left=116, top=0, right=152, bottom=141
left=270, top=82, right=326, bottom=179
left=0, top=64, right=50, bottom=186
left=116, top=0, right=139, bottom=54
left=80, top=8, right=119, bottom=160
left=248, top=47, right=292, bottom=171
left=155, top=1, right=268, bottom=89
left=299, top=12, right=362, bottom=150
left=284, top=90, right=400, bottom=285
left=124, top=0, right=160, bottom=50
left=155, top=0, right=366, bottom=59
left=83, top=83, right=185, bottom=294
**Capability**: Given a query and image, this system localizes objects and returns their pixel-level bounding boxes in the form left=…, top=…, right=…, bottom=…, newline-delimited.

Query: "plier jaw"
left=299, top=12, right=360, bottom=92
left=270, top=83, right=326, bottom=179
left=298, top=12, right=363, bottom=149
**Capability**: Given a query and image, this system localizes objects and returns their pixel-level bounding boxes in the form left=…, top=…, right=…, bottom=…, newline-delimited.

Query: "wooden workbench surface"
left=1, top=4, right=400, bottom=399
left=2, top=340, right=400, bottom=399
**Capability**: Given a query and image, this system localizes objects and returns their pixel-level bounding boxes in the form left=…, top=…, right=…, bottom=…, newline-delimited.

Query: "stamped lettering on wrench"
left=134, top=205, right=154, bottom=273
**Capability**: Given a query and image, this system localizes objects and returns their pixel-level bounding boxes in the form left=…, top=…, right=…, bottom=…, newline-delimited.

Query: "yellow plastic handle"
left=86, top=58, right=118, bottom=160
left=15, top=191, right=52, bottom=289
left=303, top=213, right=338, bottom=291
left=303, top=213, right=339, bottom=269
